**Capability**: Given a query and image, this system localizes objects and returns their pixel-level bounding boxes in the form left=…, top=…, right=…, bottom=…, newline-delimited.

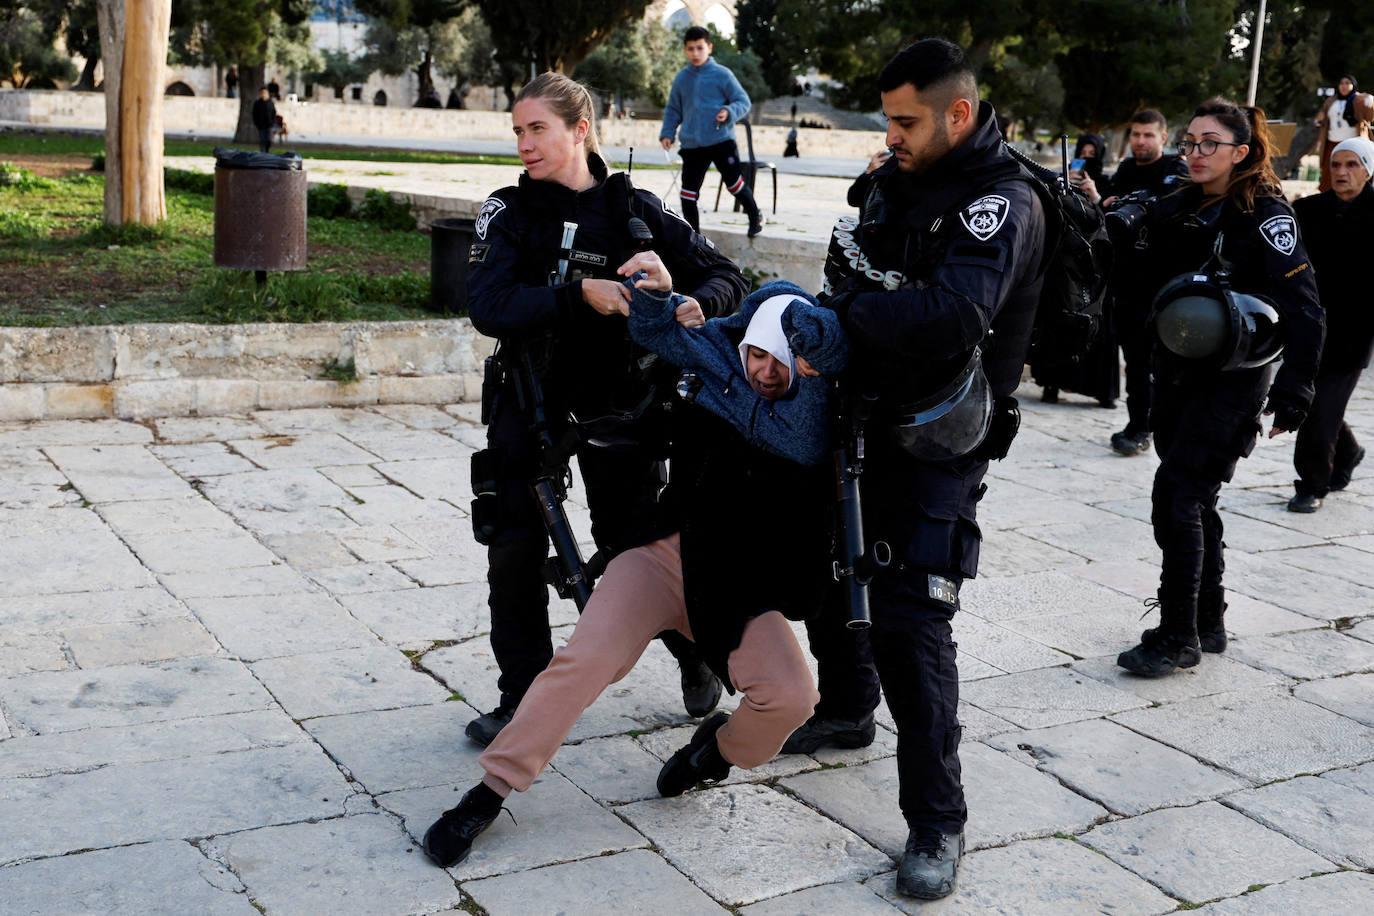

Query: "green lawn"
left=0, top=163, right=445, bottom=326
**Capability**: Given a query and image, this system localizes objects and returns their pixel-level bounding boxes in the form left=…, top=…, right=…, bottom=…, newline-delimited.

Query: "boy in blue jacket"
left=660, top=26, right=765, bottom=238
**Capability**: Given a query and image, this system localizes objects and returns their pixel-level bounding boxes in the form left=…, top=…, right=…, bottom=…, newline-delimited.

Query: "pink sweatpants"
left=479, top=533, right=819, bottom=795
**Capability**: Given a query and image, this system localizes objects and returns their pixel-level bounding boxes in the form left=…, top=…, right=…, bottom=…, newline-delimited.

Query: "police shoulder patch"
left=1260, top=214, right=1297, bottom=256
left=475, top=197, right=506, bottom=240
left=959, top=194, right=1011, bottom=241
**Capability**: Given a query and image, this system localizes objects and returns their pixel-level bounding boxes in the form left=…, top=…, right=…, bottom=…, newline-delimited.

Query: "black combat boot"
left=657, top=711, right=731, bottom=797
left=465, top=705, right=515, bottom=747
left=1118, top=592, right=1201, bottom=677
left=896, top=829, right=963, bottom=899
left=780, top=711, right=876, bottom=755
left=679, top=659, right=723, bottom=718
left=422, top=782, right=504, bottom=867
left=1196, top=589, right=1228, bottom=653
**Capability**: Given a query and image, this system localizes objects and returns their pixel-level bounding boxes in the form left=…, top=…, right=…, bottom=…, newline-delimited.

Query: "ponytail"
left=514, top=72, right=600, bottom=156
left=1191, top=97, right=1282, bottom=211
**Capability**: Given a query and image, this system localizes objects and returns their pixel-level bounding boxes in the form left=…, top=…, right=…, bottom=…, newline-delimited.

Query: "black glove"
left=1264, top=391, right=1307, bottom=432
left=822, top=289, right=857, bottom=322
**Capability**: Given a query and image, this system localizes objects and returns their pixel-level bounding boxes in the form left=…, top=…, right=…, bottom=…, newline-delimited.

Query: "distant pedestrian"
left=267, top=77, right=281, bottom=101
left=1314, top=76, right=1371, bottom=191
left=252, top=87, right=276, bottom=153
left=660, top=25, right=764, bottom=237
left=784, top=127, right=799, bottom=157
left=225, top=67, right=238, bottom=99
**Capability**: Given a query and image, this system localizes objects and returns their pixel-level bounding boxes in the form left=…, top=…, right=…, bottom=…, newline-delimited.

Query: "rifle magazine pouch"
left=480, top=356, right=502, bottom=426
left=973, top=395, right=1022, bottom=461
left=470, top=449, right=501, bottom=545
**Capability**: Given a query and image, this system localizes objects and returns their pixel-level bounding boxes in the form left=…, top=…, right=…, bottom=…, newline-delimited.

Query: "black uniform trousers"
left=1294, top=366, right=1365, bottom=497
left=1115, top=292, right=1155, bottom=435
left=484, top=395, right=688, bottom=710
left=1150, top=362, right=1272, bottom=626
left=677, top=140, right=758, bottom=231
left=803, top=444, right=987, bottom=835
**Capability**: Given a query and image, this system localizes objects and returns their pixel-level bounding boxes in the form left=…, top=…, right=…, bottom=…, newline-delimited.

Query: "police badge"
left=959, top=194, right=1011, bottom=241
left=475, top=197, right=506, bottom=240
left=1259, top=214, right=1297, bottom=256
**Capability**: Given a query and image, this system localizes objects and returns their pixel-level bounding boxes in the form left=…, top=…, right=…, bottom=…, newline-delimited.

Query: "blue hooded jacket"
left=628, top=280, right=847, bottom=466
left=659, top=58, right=751, bottom=151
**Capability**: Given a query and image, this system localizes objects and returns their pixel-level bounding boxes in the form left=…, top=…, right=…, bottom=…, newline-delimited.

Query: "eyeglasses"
left=1178, top=138, right=1243, bottom=156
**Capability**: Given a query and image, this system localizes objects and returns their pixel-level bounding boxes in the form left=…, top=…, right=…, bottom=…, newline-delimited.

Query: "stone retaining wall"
left=0, top=320, right=493, bottom=421
left=0, top=89, right=887, bottom=160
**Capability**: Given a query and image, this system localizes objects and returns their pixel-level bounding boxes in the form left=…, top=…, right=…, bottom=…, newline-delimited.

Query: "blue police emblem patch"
left=475, top=197, right=506, bottom=240
left=959, top=194, right=1010, bottom=241
left=1260, top=215, right=1297, bottom=256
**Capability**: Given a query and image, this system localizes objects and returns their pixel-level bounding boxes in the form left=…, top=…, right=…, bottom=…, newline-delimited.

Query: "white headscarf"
left=738, top=294, right=798, bottom=393
left=1332, top=137, right=1374, bottom=179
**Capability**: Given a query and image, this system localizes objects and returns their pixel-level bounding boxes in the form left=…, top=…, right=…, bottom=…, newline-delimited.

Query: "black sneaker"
left=1118, top=628, right=1201, bottom=677
left=896, top=830, right=963, bottom=899
left=421, top=783, right=503, bottom=868
left=1287, top=492, right=1322, bottom=513
left=1331, top=446, right=1365, bottom=490
left=780, top=712, right=876, bottom=755
left=465, top=706, right=514, bottom=747
left=1110, top=428, right=1152, bottom=456
left=680, top=659, right=723, bottom=718
left=657, top=711, right=731, bottom=797
left=748, top=215, right=764, bottom=238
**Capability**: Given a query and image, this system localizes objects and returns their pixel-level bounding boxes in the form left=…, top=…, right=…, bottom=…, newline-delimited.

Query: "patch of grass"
left=164, top=167, right=214, bottom=196
left=445, top=691, right=466, bottom=703
left=320, top=357, right=359, bottom=384
left=0, top=209, right=53, bottom=239
left=307, top=182, right=352, bottom=219
left=0, top=161, right=58, bottom=190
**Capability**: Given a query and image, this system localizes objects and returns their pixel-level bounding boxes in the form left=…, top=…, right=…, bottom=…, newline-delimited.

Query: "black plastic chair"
left=715, top=118, right=777, bottom=215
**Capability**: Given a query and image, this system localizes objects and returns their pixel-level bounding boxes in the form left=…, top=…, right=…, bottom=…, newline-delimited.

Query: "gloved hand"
left=1264, top=391, right=1307, bottom=436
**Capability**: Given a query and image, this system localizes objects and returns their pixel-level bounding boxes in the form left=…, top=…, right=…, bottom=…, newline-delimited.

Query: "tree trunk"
left=234, top=63, right=267, bottom=144
left=76, top=56, right=100, bottom=91
left=414, top=53, right=435, bottom=106
left=96, top=0, right=172, bottom=226
left=1273, top=105, right=1324, bottom=180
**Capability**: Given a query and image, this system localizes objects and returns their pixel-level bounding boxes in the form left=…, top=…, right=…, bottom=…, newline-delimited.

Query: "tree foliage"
left=1, top=1, right=80, bottom=88
left=474, top=0, right=649, bottom=75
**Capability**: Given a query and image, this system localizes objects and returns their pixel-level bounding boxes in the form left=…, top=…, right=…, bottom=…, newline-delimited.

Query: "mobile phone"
left=1069, top=157, right=1086, bottom=172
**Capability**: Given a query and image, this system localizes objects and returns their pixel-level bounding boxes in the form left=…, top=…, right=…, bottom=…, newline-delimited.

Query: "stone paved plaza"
left=1, top=373, right=1372, bottom=915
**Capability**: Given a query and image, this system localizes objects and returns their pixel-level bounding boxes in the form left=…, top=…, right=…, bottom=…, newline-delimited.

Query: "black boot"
left=780, top=711, right=876, bottom=755
left=465, top=705, right=515, bottom=747
left=657, top=711, right=731, bottom=797
left=679, top=659, right=723, bottom=718
left=735, top=185, right=764, bottom=237
left=1197, top=590, right=1227, bottom=653
left=1118, top=626, right=1201, bottom=677
left=896, top=830, right=963, bottom=899
left=422, top=783, right=504, bottom=868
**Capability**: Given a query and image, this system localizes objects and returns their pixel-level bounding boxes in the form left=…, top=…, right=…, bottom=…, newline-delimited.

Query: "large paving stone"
left=0, top=708, right=304, bottom=778
left=781, top=744, right=1106, bottom=856
left=960, top=570, right=1141, bottom=622
left=0, top=527, right=156, bottom=597
left=250, top=643, right=448, bottom=719
left=186, top=593, right=379, bottom=661
left=1081, top=801, right=1335, bottom=904
left=335, top=524, right=429, bottom=562
left=1110, top=686, right=1374, bottom=782
left=1015, top=515, right=1155, bottom=564
left=251, top=407, right=407, bottom=436
left=1210, top=511, right=1327, bottom=553
left=1270, top=543, right=1374, bottom=585
left=340, top=484, right=466, bottom=528
left=205, top=812, right=462, bottom=916
left=196, top=468, right=357, bottom=535
left=740, top=881, right=901, bottom=915
left=160, top=564, right=317, bottom=600
left=1195, top=871, right=1374, bottom=914
left=1223, top=549, right=1374, bottom=620
left=986, top=719, right=1249, bottom=815
left=97, top=496, right=240, bottom=534
left=0, top=587, right=183, bottom=636
left=0, top=419, right=154, bottom=448
left=301, top=561, right=417, bottom=594
left=337, top=584, right=489, bottom=648
left=370, top=404, right=460, bottom=429
left=1323, top=759, right=1374, bottom=796
left=151, top=415, right=267, bottom=443
left=1071, top=653, right=1291, bottom=704
left=44, top=444, right=190, bottom=503
left=1293, top=673, right=1374, bottom=726
left=549, top=734, right=683, bottom=804
left=0, top=655, right=274, bottom=734
left=63, top=616, right=222, bottom=667
left=960, top=666, right=1149, bottom=729
left=119, top=527, right=281, bottom=574
left=0, top=742, right=352, bottom=864
left=337, top=427, right=469, bottom=462
left=150, top=442, right=258, bottom=477
left=464, top=848, right=727, bottom=915
left=1224, top=775, right=1374, bottom=869
left=391, top=556, right=487, bottom=587
left=620, top=783, right=891, bottom=906
left=303, top=701, right=482, bottom=793
left=1226, top=628, right=1374, bottom=680
left=372, top=456, right=472, bottom=502
left=996, top=605, right=1158, bottom=661
left=973, top=529, right=1090, bottom=578
left=382, top=772, right=650, bottom=880
left=871, top=837, right=1175, bottom=915
left=0, top=840, right=254, bottom=915
left=228, top=432, right=381, bottom=469
left=951, top=615, right=1072, bottom=673
left=634, top=719, right=820, bottom=791
left=0, top=632, right=68, bottom=676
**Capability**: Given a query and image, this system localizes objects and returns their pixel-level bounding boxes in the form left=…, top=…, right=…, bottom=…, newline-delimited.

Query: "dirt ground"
left=2, top=153, right=97, bottom=179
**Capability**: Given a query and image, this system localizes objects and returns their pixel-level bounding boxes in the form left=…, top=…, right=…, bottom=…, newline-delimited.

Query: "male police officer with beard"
left=785, top=39, right=1046, bottom=899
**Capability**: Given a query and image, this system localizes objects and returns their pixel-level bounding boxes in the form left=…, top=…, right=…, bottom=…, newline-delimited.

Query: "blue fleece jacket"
left=628, top=280, right=847, bottom=466
left=659, top=58, right=751, bottom=151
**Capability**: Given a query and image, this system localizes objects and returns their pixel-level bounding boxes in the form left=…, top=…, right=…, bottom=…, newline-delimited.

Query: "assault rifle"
left=832, top=385, right=891, bottom=629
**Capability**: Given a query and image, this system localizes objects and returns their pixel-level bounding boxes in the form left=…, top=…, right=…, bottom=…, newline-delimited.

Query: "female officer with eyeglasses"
left=1114, top=98, right=1324, bottom=677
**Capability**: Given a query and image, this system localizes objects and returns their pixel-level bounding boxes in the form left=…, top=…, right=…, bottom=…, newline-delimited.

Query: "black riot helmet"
left=1150, top=270, right=1284, bottom=371
left=890, top=348, right=993, bottom=461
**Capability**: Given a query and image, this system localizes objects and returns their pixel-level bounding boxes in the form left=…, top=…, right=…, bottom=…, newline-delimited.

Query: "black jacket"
left=835, top=101, right=1047, bottom=404
left=251, top=98, right=276, bottom=130
left=664, top=403, right=833, bottom=685
left=1105, top=154, right=1189, bottom=199
left=1140, top=185, right=1325, bottom=409
left=1294, top=184, right=1374, bottom=371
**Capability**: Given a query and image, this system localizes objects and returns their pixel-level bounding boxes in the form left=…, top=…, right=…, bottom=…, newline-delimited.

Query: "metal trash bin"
left=213, top=148, right=307, bottom=272
left=430, top=217, right=476, bottom=313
